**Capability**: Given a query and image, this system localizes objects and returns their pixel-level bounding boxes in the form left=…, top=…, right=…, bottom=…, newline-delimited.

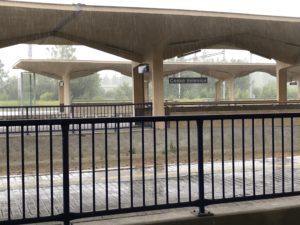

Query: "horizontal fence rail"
left=0, top=103, right=152, bottom=133
left=0, top=103, right=152, bottom=120
left=0, top=113, right=300, bottom=224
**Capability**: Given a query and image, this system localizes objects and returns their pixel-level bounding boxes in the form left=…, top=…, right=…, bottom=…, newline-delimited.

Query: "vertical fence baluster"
left=281, top=117, right=285, bottom=193
left=49, top=125, right=54, bottom=216
left=130, top=122, right=133, bottom=208
left=153, top=122, right=157, bottom=205
left=231, top=119, right=235, bottom=198
left=35, top=125, right=40, bottom=218
left=262, top=118, right=266, bottom=195
left=6, top=126, right=11, bottom=221
left=142, top=121, right=145, bottom=207
left=176, top=121, right=180, bottom=203
left=272, top=118, right=275, bottom=194
left=117, top=122, right=121, bottom=209
left=197, top=120, right=205, bottom=214
left=61, top=123, right=70, bottom=225
left=242, top=119, right=245, bottom=197
left=210, top=120, right=214, bottom=200
left=79, top=124, right=83, bottom=213
left=21, top=126, right=25, bottom=219
left=252, top=118, right=256, bottom=196
left=92, top=123, right=96, bottom=211
left=164, top=122, right=169, bottom=204
left=188, top=121, right=192, bottom=202
left=221, top=119, right=225, bottom=198
left=291, top=117, right=294, bottom=192
left=105, top=123, right=109, bottom=211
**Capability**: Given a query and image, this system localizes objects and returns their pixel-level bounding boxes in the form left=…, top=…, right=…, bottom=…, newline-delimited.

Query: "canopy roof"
left=14, top=59, right=292, bottom=81
left=2, top=1, right=300, bottom=64
left=14, top=59, right=132, bottom=80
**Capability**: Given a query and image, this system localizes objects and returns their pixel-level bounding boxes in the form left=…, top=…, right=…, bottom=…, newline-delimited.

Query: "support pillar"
left=148, top=51, right=164, bottom=117
left=227, top=78, right=235, bottom=101
left=297, top=77, right=300, bottom=99
left=144, top=80, right=149, bottom=102
left=132, top=62, right=145, bottom=116
left=62, top=74, right=71, bottom=106
left=132, top=62, right=144, bottom=105
left=215, top=80, right=223, bottom=101
left=59, top=80, right=64, bottom=105
left=276, top=61, right=289, bottom=103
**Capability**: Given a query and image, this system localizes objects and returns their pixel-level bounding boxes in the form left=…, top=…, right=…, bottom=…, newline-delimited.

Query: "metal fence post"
left=197, top=119, right=205, bottom=215
left=62, top=123, right=70, bottom=225
left=26, top=107, right=29, bottom=135
left=114, top=105, right=117, bottom=131
left=71, top=105, right=75, bottom=133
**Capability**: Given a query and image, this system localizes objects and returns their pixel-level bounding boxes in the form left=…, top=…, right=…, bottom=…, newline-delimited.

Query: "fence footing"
left=196, top=210, right=214, bottom=217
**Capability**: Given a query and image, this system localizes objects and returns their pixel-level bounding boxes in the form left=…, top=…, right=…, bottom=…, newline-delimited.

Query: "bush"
left=39, top=92, right=56, bottom=101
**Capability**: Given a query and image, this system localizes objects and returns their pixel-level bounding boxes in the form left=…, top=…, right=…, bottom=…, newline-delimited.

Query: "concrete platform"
left=72, top=196, right=300, bottom=225
left=2, top=157, right=300, bottom=225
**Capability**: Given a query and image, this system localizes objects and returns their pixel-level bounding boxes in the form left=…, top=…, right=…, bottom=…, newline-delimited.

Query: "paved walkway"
left=0, top=157, right=300, bottom=222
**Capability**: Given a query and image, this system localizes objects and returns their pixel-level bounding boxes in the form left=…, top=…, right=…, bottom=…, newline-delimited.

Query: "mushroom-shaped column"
left=132, top=62, right=144, bottom=104
left=297, top=77, right=300, bottom=99
left=226, top=77, right=235, bottom=101
left=59, top=80, right=64, bottom=105
left=61, top=74, right=71, bottom=106
left=144, top=80, right=149, bottom=102
left=132, top=62, right=145, bottom=116
left=276, top=61, right=289, bottom=103
left=146, top=50, right=164, bottom=117
left=215, top=80, right=223, bottom=101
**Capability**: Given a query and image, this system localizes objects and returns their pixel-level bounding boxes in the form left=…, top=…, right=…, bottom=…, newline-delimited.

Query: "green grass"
left=0, top=100, right=59, bottom=106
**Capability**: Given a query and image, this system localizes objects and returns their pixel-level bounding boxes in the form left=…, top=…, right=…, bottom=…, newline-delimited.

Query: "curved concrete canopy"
left=13, top=59, right=132, bottom=80
left=14, top=59, right=291, bottom=81
left=163, top=62, right=278, bottom=80
left=2, top=1, right=300, bottom=64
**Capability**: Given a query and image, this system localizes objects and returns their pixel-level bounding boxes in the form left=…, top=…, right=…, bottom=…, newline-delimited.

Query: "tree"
left=0, top=60, right=8, bottom=88
left=47, top=45, right=76, bottom=59
left=0, top=60, right=20, bottom=101
left=104, top=81, right=132, bottom=101
left=4, top=76, right=18, bottom=100
left=35, top=75, right=58, bottom=100
left=71, top=74, right=104, bottom=101
left=47, top=45, right=103, bottom=102
left=235, top=76, right=250, bottom=99
left=253, top=80, right=276, bottom=99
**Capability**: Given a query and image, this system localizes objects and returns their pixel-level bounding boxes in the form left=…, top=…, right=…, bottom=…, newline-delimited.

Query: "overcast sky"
left=1, top=0, right=294, bottom=73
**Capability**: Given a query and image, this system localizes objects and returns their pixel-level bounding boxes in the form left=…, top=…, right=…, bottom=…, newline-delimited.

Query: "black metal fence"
left=0, top=103, right=152, bottom=120
left=0, top=113, right=300, bottom=224
left=0, top=103, right=152, bottom=133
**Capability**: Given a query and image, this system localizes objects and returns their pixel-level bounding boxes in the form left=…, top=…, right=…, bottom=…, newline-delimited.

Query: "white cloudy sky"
left=1, top=0, right=298, bottom=73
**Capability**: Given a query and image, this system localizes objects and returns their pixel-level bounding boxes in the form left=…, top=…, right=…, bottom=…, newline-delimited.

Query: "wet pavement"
left=1, top=156, right=300, bottom=222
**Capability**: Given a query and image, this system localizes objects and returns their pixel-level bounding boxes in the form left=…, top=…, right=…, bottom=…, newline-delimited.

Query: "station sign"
left=169, top=77, right=208, bottom=84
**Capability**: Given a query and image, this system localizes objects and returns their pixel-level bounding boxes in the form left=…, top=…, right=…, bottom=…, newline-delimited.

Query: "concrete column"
left=59, top=81, right=64, bottom=105
left=227, top=77, right=235, bottom=101
left=215, top=80, right=223, bottom=101
left=297, top=77, right=300, bottom=99
left=132, top=62, right=144, bottom=105
left=276, top=62, right=288, bottom=103
left=62, top=74, right=71, bottom=106
left=144, top=80, right=149, bottom=101
left=148, top=51, right=164, bottom=117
